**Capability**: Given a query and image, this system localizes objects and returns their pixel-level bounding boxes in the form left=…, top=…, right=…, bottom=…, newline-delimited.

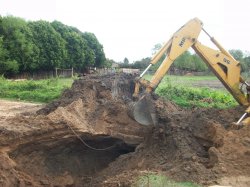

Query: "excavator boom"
left=131, top=17, right=250, bottom=126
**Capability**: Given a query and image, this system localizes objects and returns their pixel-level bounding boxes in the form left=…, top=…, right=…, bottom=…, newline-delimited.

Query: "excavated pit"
left=9, top=134, right=136, bottom=186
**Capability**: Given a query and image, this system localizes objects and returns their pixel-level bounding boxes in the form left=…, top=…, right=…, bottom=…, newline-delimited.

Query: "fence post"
left=55, top=68, right=58, bottom=77
left=71, top=67, right=74, bottom=77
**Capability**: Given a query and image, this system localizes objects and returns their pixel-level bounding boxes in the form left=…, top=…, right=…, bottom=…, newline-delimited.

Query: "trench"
left=9, top=134, right=136, bottom=186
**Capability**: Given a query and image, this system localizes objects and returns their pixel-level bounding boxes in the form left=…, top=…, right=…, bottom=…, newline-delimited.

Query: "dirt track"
left=0, top=100, right=42, bottom=119
left=0, top=74, right=250, bottom=187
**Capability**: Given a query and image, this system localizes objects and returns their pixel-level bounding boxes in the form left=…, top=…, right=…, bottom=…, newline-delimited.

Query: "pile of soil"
left=0, top=73, right=250, bottom=187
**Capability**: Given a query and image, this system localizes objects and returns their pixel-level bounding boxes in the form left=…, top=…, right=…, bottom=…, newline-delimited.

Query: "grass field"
left=0, top=75, right=239, bottom=108
left=144, top=75, right=238, bottom=109
left=0, top=77, right=74, bottom=103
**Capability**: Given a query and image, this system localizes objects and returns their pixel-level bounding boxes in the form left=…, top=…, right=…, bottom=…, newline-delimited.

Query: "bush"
left=156, top=84, right=237, bottom=109
left=0, top=60, right=19, bottom=76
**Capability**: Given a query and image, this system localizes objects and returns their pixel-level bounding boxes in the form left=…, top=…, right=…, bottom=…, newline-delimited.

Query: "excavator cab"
left=129, top=17, right=250, bottom=126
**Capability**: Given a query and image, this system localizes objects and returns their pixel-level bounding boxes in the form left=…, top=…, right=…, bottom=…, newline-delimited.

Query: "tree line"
left=120, top=44, right=250, bottom=73
left=0, top=16, right=106, bottom=77
left=1, top=16, right=249, bottom=77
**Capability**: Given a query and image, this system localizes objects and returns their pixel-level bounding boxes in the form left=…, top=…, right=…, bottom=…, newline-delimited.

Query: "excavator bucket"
left=128, top=94, right=158, bottom=126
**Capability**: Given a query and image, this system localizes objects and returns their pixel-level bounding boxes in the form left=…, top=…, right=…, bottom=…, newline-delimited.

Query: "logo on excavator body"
left=179, top=38, right=186, bottom=47
left=223, top=58, right=231, bottom=64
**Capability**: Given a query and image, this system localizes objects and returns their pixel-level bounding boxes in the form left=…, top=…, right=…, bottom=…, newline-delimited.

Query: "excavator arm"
left=132, top=17, right=250, bottom=126
left=134, top=18, right=203, bottom=95
left=193, top=39, right=249, bottom=106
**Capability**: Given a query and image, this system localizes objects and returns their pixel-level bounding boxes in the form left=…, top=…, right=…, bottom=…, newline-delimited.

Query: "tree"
left=229, top=49, right=248, bottom=72
left=123, top=57, right=129, bottom=65
left=150, top=43, right=168, bottom=72
left=28, top=21, right=67, bottom=70
left=0, top=15, right=108, bottom=76
left=0, top=37, right=19, bottom=76
left=51, top=21, right=87, bottom=70
left=229, top=49, right=244, bottom=61
left=132, top=57, right=151, bottom=69
left=84, top=46, right=95, bottom=67
left=0, top=16, right=38, bottom=72
left=174, top=51, right=192, bottom=70
left=104, top=58, right=116, bottom=68
left=152, top=43, right=163, bottom=55
left=82, top=32, right=106, bottom=67
left=118, top=57, right=131, bottom=68
left=244, top=56, right=250, bottom=69
left=192, top=54, right=207, bottom=71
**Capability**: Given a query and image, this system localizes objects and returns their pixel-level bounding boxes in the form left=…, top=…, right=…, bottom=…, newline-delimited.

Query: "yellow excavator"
left=130, top=17, right=250, bottom=126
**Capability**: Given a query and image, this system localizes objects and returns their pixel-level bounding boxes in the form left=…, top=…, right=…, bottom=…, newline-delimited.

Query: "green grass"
left=144, top=75, right=238, bottom=109
left=0, top=77, right=74, bottom=103
left=0, top=75, right=239, bottom=108
left=144, top=74, right=217, bottom=86
left=133, top=173, right=201, bottom=187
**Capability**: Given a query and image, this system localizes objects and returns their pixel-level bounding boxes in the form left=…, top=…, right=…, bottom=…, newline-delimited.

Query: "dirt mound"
left=0, top=73, right=250, bottom=187
left=92, top=105, right=250, bottom=186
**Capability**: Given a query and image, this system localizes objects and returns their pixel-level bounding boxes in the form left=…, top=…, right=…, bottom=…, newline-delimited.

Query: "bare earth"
left=192, top=80, right=225, bottom=90
left=0, top=75, right=250, bottom=187
left=0, top=99, right=42, bottom=119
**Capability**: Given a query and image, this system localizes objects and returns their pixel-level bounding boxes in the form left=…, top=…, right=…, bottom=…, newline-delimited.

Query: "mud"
left=0, top=74, right=250, bottom=187
left=10, top=134, right=135, bottom=186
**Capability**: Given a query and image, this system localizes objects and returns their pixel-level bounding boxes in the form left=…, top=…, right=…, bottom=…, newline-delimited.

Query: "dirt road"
left=0, top=99, right=42, bottom=119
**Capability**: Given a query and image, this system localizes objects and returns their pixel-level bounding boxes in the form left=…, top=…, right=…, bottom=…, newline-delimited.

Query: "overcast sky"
left=0, top=0, right=250, bottom=62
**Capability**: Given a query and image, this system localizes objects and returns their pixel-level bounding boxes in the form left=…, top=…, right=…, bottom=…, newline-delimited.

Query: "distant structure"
left=120, top=68, right=140, bottom=74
